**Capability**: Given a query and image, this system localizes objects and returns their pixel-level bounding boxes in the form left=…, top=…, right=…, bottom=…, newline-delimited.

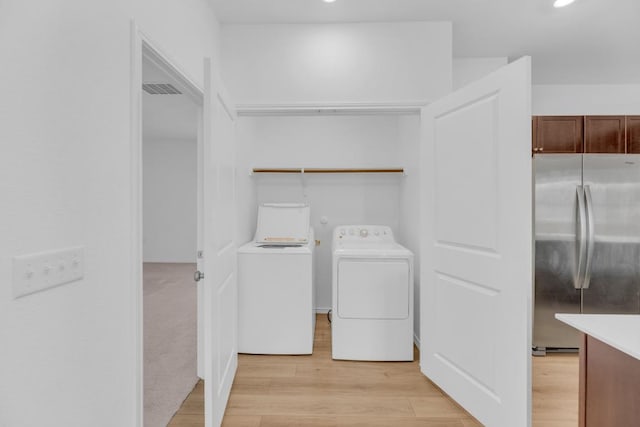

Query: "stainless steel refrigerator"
left=533, top=154, right=640, bottom=354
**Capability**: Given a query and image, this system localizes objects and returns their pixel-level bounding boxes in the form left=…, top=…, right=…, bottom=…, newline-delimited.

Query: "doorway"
left=138, top=43, right=204, bottom=427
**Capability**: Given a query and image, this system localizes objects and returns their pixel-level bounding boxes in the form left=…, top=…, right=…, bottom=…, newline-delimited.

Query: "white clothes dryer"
left=332, top=225, right=414, bottom=361
left=238, top=203, right=315, bottom=355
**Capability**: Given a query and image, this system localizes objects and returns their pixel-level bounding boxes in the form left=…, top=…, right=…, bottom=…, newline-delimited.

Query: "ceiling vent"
left=142, top=83, right=182, bottom=95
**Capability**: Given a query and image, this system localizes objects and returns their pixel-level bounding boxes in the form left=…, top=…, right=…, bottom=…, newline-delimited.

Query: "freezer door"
left=582, top=155, right=640, bottom=314
left=534, top=155, right=583, bottom=349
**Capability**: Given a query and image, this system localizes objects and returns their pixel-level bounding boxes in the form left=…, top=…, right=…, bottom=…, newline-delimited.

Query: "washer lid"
left=255, top=203, right=310, bottom=245
left=238, top=240, right=313, bottom=254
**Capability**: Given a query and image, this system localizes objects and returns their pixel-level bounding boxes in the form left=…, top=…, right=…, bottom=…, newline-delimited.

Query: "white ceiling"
left=142, top=56, right=199, bottom=141
left=210, top=0, right=640, bottom=84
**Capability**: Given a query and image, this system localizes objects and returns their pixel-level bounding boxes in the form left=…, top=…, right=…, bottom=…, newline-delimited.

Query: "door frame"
left=129, top=21, right=205, bottom=427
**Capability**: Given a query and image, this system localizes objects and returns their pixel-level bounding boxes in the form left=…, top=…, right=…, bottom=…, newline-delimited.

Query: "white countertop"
left=555, top=314, right=640, bottom=361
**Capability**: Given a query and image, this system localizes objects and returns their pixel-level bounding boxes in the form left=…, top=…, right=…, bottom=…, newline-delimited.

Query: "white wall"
left=143, top=139, right=197, bottom=263
left=453, top=57, right=508, bottom=90
left=0, top=1, right=220, bottom=426
left=397, top=114, right=422, bottom=342
left=532, top=84, right=640, bottom=115
left=235, top=122, right=259, bottom=246
left=222, top=22, right=452, bottom=105
left=237, top=114, right=418, bottom=311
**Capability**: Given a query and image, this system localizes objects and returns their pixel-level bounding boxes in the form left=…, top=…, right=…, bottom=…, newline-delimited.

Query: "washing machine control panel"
left=334, top=225, right=395, bottom=243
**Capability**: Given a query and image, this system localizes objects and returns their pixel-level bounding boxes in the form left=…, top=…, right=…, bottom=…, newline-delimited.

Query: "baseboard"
left=413, top=332, right=421, bottom=350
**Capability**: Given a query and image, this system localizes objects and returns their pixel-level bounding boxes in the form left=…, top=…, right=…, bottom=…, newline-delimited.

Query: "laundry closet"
left=225, top=22, right=454, bottom=336
left=236, top=113, right=420, bottom=314
left=206, top=20, right=534, bottom=426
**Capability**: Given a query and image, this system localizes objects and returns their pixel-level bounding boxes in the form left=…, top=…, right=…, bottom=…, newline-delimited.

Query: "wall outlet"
left=12, top=246, right=85, bottom=299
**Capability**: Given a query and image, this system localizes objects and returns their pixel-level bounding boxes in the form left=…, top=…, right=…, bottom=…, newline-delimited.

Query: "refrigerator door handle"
left=583, top=185, right=595, bottom=289
left=575, top=186, right=587, bottom=289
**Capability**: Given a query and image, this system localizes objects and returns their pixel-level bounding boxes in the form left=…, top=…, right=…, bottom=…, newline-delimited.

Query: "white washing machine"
left=332, top=225, right=414, bottom=361
left=238, top=203, right=315, bottom=354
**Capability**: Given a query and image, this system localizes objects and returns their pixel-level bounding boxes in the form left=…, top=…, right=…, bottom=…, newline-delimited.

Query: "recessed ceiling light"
left=323, top=0, right=337, bottom=3
left=554, top=0, right=576, bottom=7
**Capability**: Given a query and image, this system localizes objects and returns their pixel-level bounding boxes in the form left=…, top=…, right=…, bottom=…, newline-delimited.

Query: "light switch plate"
left=13, top=246, right=84, bottom=299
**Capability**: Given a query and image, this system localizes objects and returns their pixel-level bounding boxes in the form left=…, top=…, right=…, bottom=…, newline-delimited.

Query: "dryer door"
left=337, top=259, right=410, bottom=319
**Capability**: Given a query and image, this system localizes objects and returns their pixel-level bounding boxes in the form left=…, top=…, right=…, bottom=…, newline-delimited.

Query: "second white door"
left=202, top=57, right=238, bottom=427
left=420, top=57, right=533, bottom=426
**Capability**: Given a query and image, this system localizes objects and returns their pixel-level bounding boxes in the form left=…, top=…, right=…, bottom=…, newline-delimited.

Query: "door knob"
left=194, top=270, right=204, bottom=282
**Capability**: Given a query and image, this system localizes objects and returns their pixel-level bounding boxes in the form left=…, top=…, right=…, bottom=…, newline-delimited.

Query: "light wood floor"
left=168, top=315, right=578, bottom=427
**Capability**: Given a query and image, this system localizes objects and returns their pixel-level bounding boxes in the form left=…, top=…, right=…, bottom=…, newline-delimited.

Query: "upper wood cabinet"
left=627, top=116, right=640, bottom=154
left=585, top=116, right=626, bottom=153
left=534, top=116, right=584, bottom=153
left=532, top=117, right=537, bottom=155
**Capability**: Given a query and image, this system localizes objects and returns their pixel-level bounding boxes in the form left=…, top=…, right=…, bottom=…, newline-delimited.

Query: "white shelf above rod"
left=251, top=167, right=405, bottom=175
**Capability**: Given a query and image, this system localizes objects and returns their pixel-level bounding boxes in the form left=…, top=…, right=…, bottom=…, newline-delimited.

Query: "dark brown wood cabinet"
left=533, top=115, right=640, bottom=155
left=627, top=116, right=640, bottom=154
left=579, top=334, right=640, bottom=427
left=585, top=115, right=626, bottom=153
left=534, top=116, right=583, bottom=153
left=531, top=117, right=537, bottom=155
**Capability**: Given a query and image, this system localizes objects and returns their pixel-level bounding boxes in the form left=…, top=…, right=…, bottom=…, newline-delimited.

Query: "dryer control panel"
left=333, top=225, right=395, bottom=243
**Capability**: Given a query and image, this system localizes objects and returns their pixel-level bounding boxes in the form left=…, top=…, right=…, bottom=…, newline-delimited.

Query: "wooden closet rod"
left=252, top=168, right=405, bottom=174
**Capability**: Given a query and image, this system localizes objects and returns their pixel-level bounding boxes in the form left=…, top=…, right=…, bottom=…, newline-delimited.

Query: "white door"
left=420, top=57, right=532, bottom=426
left=202, top=57, right=238, bottom=427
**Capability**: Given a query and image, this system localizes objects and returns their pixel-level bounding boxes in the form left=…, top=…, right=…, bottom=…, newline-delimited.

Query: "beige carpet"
left=144, top=263, right=198, bottom=427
